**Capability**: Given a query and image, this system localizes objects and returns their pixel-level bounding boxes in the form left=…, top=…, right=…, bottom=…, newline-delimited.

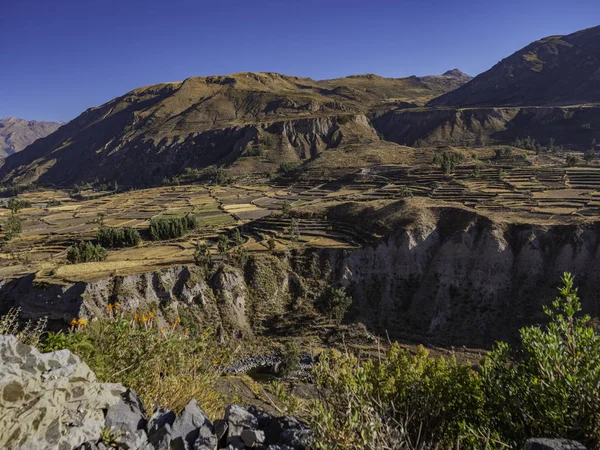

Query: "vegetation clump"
left=1, top=213, right=22, bottom=240
left=319, top=286, right=352, bottom=324
left=96, top=226, right=141, bottom=248
left=66, top=241, right=108, bottom=263
left=305, top=273, right=600, bottom=449
left=41, top=310, right=227, bottom=415
left=433, top=151, right=463, bottom=175
left=6, top=197, right=31, bottom=212
left=149, top=215, right=198, bottom=240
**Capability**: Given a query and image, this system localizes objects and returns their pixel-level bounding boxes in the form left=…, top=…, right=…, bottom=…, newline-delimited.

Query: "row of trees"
left=66, top=241, right=107, bottom=264
left=149, top=215, right=198, bottom=241
left=96, top=226, right=141, bottom=248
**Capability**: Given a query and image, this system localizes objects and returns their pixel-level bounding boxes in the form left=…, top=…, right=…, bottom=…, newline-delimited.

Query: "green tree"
left=584, top=149, right=596, bottom=164
left=482, top=273, right=600, bottom=448
left=193, top=240, right=211, bottom=267
left=7, top=198, right=31, bottom=213
left=281, top=200, right=291, bottom=217
left=2, top=213, right=22, bottom=240
left=266, top=237, right=276, bottom=252
left=321, top=286, right=352, bottom=324
left=278, top=341, right=301, bottom=378
left=217, top=234, right=230, bottom=259
left=566, top=153, right=579, bottom=167
left=288, top=218, right=300, bottom=243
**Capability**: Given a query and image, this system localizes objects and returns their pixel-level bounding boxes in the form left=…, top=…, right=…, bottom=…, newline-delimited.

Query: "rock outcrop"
left=0, top=335, right=314, bottom=450
left=0, top=335, right=124, bottom=450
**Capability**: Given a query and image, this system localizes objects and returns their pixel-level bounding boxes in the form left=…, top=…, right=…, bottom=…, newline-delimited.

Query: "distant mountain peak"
left=443, top=69, right=469, bottom=77
left=0, top=118, right=62, bottom=158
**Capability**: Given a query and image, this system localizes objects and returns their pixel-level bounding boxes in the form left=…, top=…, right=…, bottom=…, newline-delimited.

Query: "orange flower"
left=77, top=318, right=88, bottom=327
left=184, top=328, right=189, bottom=336
left=175, top=317, right=181, bottom=324
left=133, top=312, right=139, bottom=320
left=212, top=360, right=217, bottom=367
left=169, top=323, right=175, bottom=329
left=159, top=327, right=165, bottom=334
left=148, top=311, right=155, bottom=319
left=107, top=304, right=113, bottom=311
left=114, top=302, right=121, bottom=310
left=141, top=315, right=148, bottom=324
left=201, top=330, right=207, bottom=336
left=70, top=318, right=78, bottom=327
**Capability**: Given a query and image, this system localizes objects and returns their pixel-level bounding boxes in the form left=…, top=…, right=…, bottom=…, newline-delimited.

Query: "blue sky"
left=1, top=0, right=599, bottom=122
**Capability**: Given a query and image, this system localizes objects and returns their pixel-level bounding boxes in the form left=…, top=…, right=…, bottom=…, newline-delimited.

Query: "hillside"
left=430, top=25, right=600, bottom=107
left=0, top=71, right=469, bottom=187
left=0, top=117, right=62, bottom=158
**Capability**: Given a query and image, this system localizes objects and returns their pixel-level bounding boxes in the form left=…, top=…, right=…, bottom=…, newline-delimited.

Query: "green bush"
left=6, top=197, right=31, bottom=212
left=149, top=215, right=198, bottom=240
left=66, top=241, right=108, bottom=264
left=2, top=213, right=22, bottom=240
left=278, top=341, right=301, bottom=378
left=433, top=151, right=463, bottom=175
left=97, top=226, right=141, bottom=248
left=566, top=153, right=579, bottom=167
left=310, top=345, right=486, bottom=449
left=482, top=273, right=600, bottom=448
left=41, top=312, right=228, bottom=416
left=320, top=286, right=352, bottom=323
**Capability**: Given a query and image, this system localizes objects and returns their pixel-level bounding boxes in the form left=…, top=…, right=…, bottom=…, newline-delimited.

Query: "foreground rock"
left=525, top=438, right=587, bottom=450
left=0, top=335, right=124, bottom=450
left=0, top=335, right=313, bottom=450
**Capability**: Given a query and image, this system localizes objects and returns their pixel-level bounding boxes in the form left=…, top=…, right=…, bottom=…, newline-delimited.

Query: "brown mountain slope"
left=0, top=71, right=469, bottom=187
left=0, top=118, right=62, bottom=158
left=429, top=25, right=600, bottom=107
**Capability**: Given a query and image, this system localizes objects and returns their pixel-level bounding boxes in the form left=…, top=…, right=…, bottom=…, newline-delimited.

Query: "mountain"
left=0, top=118, right=62, bottom=158
left=0, top=71, right=469, bottom=187
left=430, top=25, right=600, bottom=107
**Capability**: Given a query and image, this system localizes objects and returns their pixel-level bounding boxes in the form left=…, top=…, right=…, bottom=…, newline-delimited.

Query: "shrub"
left=2, top=213, right=22, bottom=240
left=482, top=273, right=600, bottom=448
left=433, top=151, right=463, bottom=175
left=320, top=286, right=352, bottom=323
left=194, top=240, right=211, bottom=267
left=149, top=215, right=198, bottom=240
left=566, top=153, right=579, bottom=167
left=278, top=341, right=301, bottom=378
left=97, top=226, right=141, bottom=248
left=217, top=234, right=230, bottom=257
left=336, top=115, right=351, bottom=125
left=6, top=197, right=31, bottom=212
left=309, top=345, right=486, bottom=449
left=66, top=241, right=108, bottom=264
left=41, top=312, right=228, bottom=416
left=279, top=162, right=300, bottom=176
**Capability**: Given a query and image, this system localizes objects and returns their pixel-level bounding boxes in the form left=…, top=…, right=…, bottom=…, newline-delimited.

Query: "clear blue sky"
left=1, top=0, right=598, bottom=122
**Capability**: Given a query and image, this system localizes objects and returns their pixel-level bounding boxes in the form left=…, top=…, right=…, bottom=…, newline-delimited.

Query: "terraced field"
left=2, top=150, right=600, bottom=282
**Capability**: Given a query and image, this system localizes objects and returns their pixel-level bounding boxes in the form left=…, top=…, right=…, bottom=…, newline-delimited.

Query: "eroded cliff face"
left=2, top=211, right=600, bottom=347
left=372, top=105, right=600, bottom=148
left=334, top=211, right=600, bottom=346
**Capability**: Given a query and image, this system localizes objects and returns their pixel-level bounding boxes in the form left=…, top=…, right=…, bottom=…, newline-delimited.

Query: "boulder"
left=105, top=389, right=148, bottom=436
left=170, top=399, right=214, bottom=450
left=525, top=438, right=587, bottom=450
left=224, top=404, right=259, bottom=440
left=147, top=407, right=176, bottom=435
left=0, top=335, right=124, bottom=450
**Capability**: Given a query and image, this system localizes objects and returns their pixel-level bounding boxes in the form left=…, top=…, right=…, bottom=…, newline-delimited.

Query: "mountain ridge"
left=429, top=25, right=600, bottom=107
